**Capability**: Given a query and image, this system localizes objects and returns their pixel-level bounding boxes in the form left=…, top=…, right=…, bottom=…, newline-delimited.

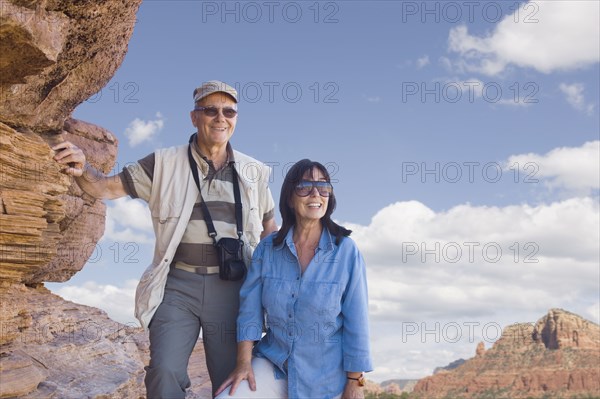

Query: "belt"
left=173, top=263, right=219, bottom=275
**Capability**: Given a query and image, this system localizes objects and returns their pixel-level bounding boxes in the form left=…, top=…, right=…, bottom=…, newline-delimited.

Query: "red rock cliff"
left=413, top=309, right=600, bottom=399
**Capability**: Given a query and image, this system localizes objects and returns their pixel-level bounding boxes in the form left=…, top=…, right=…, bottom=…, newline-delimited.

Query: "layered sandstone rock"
left=0, top=119, right=116, bottom=284
left=0, top=0, right=152, bottom=397
left=0, top=285, right=212, bottom=398
left=31, top=118, right=118, bottom=283
left=413, top=309, right=600, bottom=399
left=0, top=122, right=69, bottom=283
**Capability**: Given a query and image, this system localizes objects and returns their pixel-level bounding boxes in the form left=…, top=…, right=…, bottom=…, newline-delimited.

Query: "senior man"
left=54, top=80, right=277, bottom=398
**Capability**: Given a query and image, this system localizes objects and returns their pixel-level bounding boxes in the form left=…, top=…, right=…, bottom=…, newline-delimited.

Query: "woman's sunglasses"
left=294, top=181, right=333, bottom=197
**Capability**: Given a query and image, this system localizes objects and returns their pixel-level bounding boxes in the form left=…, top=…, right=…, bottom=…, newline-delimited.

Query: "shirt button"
left=291, top=293, right=295, bottom=298
left=288, top=314, right=292, bottom=318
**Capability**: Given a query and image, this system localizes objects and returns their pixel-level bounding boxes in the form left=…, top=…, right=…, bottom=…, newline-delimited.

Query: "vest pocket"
left=243, top=187, right=262, bottom=247
left=152, top=214, right=180, bottom=253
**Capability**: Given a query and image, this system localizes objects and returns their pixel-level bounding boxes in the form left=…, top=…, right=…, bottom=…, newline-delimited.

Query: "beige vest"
left=134, top=144, right=271, bottom=329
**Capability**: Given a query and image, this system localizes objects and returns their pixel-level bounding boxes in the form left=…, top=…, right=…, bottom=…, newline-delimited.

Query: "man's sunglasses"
left=194, top=106, right=238, bottom=118
left=294, top=181, right=333, bottom=197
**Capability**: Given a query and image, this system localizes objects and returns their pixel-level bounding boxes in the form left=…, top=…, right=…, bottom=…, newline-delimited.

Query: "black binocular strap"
left=187, top=145, right=243, bottom=243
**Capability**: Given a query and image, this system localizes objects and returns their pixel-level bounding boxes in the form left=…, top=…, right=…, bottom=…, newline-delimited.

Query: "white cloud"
left=348, top=197, right=598, bottom=315
left=447, top=1, right=600, bottom=75
left=104, top=197, right=154, bottom=244
left=506, top=141, right=600, bottom=194
left=424, top=76, right=535, bottom=106
left=363, top=93, right=382, bottom=103
left=124, top=112, right=165, bottom=147
left=54, top=280, right=140, bottom=326
left=344, top=195, right=599, bottom=380
left=416, top=55, right=430, bottom=69
left=587, top=302, right=600, bottom=324
left=559, top=83, right=595, bottom=115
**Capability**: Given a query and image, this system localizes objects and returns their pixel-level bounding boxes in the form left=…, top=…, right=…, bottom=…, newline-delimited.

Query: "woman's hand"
left=52, top=141, right=86, bottom=176
left=214, top=360, right=256, bottom=397
left=341, top=381, right=365, bottom=399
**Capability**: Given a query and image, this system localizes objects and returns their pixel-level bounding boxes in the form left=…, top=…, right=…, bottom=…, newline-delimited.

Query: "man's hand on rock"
left=53, top=141, right=86, bottom=177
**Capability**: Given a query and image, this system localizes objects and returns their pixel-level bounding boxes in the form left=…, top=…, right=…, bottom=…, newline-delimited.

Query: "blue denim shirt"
left=237, top=227, right=373, bottom=398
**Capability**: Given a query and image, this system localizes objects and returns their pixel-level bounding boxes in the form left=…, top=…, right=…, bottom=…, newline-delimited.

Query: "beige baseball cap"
left=193, top=80, right=238, bottom=103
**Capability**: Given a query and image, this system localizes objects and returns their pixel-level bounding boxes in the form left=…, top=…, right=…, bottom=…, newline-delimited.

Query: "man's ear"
left=190, top=110, right=197, bottom=127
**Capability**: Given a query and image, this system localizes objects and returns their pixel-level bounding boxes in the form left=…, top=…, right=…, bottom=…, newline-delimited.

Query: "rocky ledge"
left=0, top=284, right=212, bottom=398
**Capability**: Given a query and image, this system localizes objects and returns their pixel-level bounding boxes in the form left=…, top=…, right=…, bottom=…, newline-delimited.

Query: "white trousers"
left=215, top=357, right=288, bottom=398
left=215, top=357, right=343, bottom=399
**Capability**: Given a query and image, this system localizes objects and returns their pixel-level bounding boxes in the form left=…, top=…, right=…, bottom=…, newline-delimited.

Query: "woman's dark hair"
left=273, top=159, right=351, bottom=246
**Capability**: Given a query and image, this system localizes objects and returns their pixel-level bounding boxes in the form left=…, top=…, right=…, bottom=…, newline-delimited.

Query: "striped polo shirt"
left=120, top=136, right=275, bottom=273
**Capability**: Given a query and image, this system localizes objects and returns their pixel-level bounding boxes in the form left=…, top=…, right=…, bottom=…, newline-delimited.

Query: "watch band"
left=347, top=373, right=365, bottom=387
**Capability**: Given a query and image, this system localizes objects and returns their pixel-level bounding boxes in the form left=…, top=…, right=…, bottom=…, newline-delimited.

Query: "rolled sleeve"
left=260, top=185, right=275, bottom=223
left=237, top=242, right=266, bottom=342
left=341, top=250, right=373, bottom=372
left=122, top=153, right=154, bottom=202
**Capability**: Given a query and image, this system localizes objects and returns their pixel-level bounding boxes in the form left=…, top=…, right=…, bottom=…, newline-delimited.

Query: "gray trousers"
left=145, top=268, right=243, bottom=398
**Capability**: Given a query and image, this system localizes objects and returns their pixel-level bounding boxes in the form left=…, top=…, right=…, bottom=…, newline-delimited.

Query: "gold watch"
left=347, top=373, right=365, bottom=387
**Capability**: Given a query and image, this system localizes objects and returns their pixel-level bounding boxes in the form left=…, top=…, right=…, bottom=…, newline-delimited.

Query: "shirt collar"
left=281, top=225, right=335, bottom=252
left=189, top=133, right=236, bottom=170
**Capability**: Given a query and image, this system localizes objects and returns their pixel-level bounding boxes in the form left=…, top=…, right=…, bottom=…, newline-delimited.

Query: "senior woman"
left=215, top=159, right=372, bottom=399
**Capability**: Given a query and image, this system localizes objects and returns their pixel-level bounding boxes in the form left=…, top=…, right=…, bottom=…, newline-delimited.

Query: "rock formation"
left=0, top=285, right=211, bottom=398
left=413, top=309, right=600, bottom=399
left=0, top=1, right=209, bottom=397
left=364, top=379, right=385, bottom=396
left=475, top=341, right=485, bottom=357
left=384, top=382, right=403, bottom=396
left=364, top=379, right=419, bottom=397
left=433, top=357, right=466, bottom=374
left=0, top=0, right=142, bottom=131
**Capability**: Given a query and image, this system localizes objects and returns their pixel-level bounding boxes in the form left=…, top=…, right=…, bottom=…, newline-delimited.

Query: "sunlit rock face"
left=413, top=309, right=600, bottom=399
left=0, top=1, right=190, bottom=397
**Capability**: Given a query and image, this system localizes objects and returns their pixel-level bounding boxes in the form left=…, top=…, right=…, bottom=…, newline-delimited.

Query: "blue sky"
left=49, top=0, right=599, bottom=383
